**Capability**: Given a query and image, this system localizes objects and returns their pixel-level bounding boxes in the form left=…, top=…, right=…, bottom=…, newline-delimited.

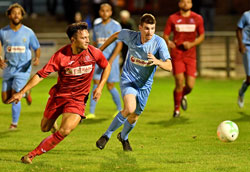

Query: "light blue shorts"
left=2, top=65, right=31, bottom=92
left=243, top=45, right=250, bottom=76
left=120, top=80, right=151, bottom=115
left=93, top=59, right=120, bottom=83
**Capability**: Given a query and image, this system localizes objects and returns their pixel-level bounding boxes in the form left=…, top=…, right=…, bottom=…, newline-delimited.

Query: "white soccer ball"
left=217, top=120, right=239, bottom=142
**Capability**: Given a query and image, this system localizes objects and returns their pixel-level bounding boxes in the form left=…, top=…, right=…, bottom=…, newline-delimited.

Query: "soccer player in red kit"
left=163, top=0, right=205, bottom=117
left=7, top=22, right=111, bottom=164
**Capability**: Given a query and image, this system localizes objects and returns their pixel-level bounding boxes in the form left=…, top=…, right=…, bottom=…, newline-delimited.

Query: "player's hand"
left=182, top=41, right=193, bottom=50
left=239, top=45, right=246, bottom=54
left=6, top=92, right=23, bottom=104
left=0, top=58, right=7, bottom=69
left=32, top=57, right=40, bottom=66
left=147, top=53, right=159, bottom=66
left=92, top=87, right=102, bottom=102
left=168, top=40, right=176, bottom=49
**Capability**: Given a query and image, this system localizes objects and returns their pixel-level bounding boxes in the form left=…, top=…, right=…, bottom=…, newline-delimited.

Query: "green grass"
left=1, top=77, right=250, bottom=171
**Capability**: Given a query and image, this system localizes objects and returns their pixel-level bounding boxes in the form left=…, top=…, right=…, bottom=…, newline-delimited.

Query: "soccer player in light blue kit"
left=237, top=10, right=250, bottom=108
left=0, top=3, right=40, bottom=130
left=87, top=3, right=122, bottom=119
left=96, top=14, right=172, bottom=151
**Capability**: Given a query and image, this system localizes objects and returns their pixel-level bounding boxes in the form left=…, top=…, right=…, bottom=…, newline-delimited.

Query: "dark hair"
left=66, top=22, right=88, bottom=39
left=140, top=13, right=156, bottom=25
left=6, top=3, right=26, bottom=16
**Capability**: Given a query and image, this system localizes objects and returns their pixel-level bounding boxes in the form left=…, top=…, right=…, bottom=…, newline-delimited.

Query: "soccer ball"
left=217, top=120, right=239, bottom=142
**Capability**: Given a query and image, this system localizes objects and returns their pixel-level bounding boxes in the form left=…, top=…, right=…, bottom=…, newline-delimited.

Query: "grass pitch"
left=0, top=77, right=250, bottom=172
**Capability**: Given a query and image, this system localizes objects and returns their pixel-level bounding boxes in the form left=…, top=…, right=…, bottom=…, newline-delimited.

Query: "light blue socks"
left=104, top=111, right=126, bottom=138
left=11, top=102, right=21, bottom=125
left=121, top=120, right=136, bottom=140
left=109, top=88, right=122, bottom=111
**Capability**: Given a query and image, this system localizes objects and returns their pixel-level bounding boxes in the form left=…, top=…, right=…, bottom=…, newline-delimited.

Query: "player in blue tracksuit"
left=0, top=3, right=40, bottom=130
left=87, top=3, right=122, bottom=119
left=237, top=10, right=250, bottom=108
left=96, top=13, right=172, bottom=151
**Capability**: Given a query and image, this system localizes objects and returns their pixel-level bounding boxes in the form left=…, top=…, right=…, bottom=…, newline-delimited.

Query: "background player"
left=96, top=14, right=172, bottom=151
left=236, top=10, right=250, bottom=108
left=163, top=0, right=205, bottom=117
left=0, top=3, right=41, bottom=130
left=87, top=3, right=122, bottom=119
left=7, top=22, right=111, bottom=164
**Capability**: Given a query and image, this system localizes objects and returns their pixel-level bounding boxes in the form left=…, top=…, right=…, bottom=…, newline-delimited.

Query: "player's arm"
left=236, top=27, right=245, bottom=54
left=183, top=33, right=205, bottom=50
left=93, top=62, right=111, bottom=101
left=33, top=47, right=41, bottom=66
left=92, top=41, right=97, bottom=47
left=99, top=31, right=120, bottom=51
left=0, top=41, right=7, bottom=69
left=7, top=74, right=44, bottom=104
left=148, top=53, right=172, bottom=72
left=163, top=34, right=176, bottom=49
left=108, top=41, right=122, bottom=64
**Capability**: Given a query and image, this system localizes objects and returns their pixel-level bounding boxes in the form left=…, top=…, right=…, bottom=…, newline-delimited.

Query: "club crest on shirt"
left=130, top=56, right=153, bottom=67
left=65, top=65, right=92, bottom=75
left=23, top=38, right=27, bottom=43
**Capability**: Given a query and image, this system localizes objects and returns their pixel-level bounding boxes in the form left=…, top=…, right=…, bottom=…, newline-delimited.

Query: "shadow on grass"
left=232, top=112, right=250, bottom=122
left=148, top=116, right=190, bottom=128
left=0, top=130, right=20, bottom=139
left=80, top=118, right=109, bottom=125
left=98, top=152, right=154, bottom=172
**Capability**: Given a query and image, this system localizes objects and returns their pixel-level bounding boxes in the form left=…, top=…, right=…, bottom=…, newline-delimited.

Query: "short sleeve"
left=118, top=29, right=131, bottom=45
left=196, top=15, right=205, bottom=35
left=158, top=38, right=171, bottom=61
left=237, top=12, right=247, bottom=29
left=37, top=53, right=60, bottom=78
left=94, top=48, right=108, bottom=69
left=164, top=17, right=173, bottom=36
left=29, top=30, right=40, bottom=50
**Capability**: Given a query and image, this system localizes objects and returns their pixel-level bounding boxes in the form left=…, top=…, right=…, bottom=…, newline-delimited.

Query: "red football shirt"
left=37, top=44, right=108, bottom=101
left=164, top=11, right=204, bottom=58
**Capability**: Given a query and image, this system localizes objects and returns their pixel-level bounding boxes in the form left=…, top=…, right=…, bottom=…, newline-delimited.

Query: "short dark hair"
left=6, top=3, right=26, bottom=16
left=66, top=22, right=88, bottom=39
left=140, top=13, right=156, bottom=25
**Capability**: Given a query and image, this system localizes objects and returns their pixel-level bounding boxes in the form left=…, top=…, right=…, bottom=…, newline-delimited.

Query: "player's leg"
left=238, top=47, right=250, bottom=108
left=105, top=93, right=136, bottom=138
left=181, top=75, right=195, bottom=111
left=96, top=87, right=137, bottom=150
left=87, top=79, right=99, bottom=118
left=118, top=87, right=149, bottom=151
left=21, top=113, right=81, bottom=164
left=181, top=58, right=197, bottom=111
left=107, top=82, right=122, bottom=115
left=173, top=73, right=185, bottom=117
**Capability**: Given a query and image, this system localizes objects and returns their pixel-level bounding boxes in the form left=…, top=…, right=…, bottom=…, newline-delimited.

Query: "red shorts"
left=44, top=96, right=87, bottom=119
left=172, top=57, right=197, bottom=77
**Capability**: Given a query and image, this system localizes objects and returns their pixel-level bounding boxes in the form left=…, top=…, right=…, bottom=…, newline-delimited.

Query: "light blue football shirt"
left=118, top=29, right=171, bottom=89
left=93, top=19, right=121, bottom=59
left=237, top=10, right=250, bottom=45
left=0, top=25, right=40, bottom=68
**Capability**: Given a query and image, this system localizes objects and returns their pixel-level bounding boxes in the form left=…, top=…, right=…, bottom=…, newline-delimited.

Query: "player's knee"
left=107, top=83, right=114, bottom=90
left=59, top=128, right=72, bottom=137
left=127, top=114, right=139, bottom=124
left=123, top=107, right=136, bottom=116
left=41, top=126, right=51, bottom=132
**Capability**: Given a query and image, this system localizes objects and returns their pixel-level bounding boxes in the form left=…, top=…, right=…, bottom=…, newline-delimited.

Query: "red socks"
left=174, top=90, right=183, bottom=112
left=29, top=131, right=65, bottom=157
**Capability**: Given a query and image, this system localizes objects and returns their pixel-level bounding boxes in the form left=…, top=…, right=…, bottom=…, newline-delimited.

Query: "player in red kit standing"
left=163, top=0, right=205, bottom=117
left=7, top=22, right=111, bottom=164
